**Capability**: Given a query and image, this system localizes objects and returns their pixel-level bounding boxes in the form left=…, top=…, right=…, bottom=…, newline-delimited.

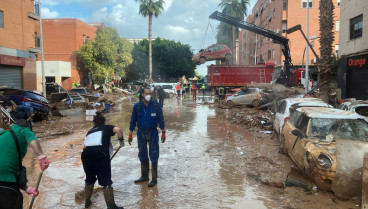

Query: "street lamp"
left=302, top=35, right=319, bottom=67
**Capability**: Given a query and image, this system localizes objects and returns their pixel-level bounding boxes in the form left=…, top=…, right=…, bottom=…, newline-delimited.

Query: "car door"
left=206, top=46, right=217, bottom=61
left=231, top=90, right=244, bottom=105
left=287, top=115, right=310, bottom=168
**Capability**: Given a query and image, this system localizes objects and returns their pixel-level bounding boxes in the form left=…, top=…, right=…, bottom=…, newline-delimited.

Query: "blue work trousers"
left=137, top=129, right=159, bottom=163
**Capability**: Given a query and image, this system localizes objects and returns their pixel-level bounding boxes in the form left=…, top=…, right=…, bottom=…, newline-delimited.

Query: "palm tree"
left=136, top=0, right=165, bottom=83
left=219, top=0, right=249, bottom=64
left=318, top=0, right=334, bottom=103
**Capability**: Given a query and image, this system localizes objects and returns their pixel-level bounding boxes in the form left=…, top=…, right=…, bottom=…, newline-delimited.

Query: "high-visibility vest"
left=201, top=85, right=205, bottom=89
left=219, top=87, right=225, bottom=95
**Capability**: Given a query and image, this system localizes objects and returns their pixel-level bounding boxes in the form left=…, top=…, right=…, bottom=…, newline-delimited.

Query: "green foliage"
left=216, top=22, right=233, bottom=47
left=77, top=27, right=133, bottom=85
left=127, top=38, right=196, bottom=82
left=136, top=0, right=165, bottom=17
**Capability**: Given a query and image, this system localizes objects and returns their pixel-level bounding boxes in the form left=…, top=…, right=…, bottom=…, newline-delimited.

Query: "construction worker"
left=0, top=119, right=50, bottom=209
left=81, top=112, right=125, bottom=209
left=72, top=81, right=76, bottom=88
left=218, top=84, right=225, bottom=101
left=128, top=87, right=166, bottom=188
left=76, top=81, right=81, bottom=87
left=201, top=84, right=206, bottom=97
left=176, top=83, right=181, bottom=98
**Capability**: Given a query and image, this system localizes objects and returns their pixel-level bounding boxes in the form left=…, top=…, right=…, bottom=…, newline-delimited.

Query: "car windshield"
left=70, top=89, right=87, bottom=94
left=355, top=106, right=368, bottom=117
left=162, top=85, right=172, bottom=89
left=308, top=118, right=368, bottom=141
left=25, top=92, right=48, bottom=103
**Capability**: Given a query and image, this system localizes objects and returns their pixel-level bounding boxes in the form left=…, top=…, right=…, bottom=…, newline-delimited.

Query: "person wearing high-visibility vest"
left=218, top=84, right=225, bottom=101
left=201, top=84, right=206, bottom=97
left=72, top=81, right=76, bottom=88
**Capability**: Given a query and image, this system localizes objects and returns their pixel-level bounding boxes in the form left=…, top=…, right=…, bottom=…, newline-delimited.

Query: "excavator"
left=209, top=11, right=293, bottom=85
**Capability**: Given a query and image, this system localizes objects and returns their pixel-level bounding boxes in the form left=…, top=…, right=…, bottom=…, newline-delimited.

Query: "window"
left=272, top=49, right=275, bottom=59
left=83, top=34, right=86, bottom=44
left=350, top=14, right=363, bottom=40
left=268, top=50, right=272, bottom=60
left=337, top=0, right=340, bottom=7
left=336, top=20, right=340, bottom=31
left=282, top=20, right=287, bottom=33
left=302, top=0, right=313, bottom=8
left=283, top=0, right=287, bottom=10
left=87, top=36, right=90, bottom=43
left=0, top=11, right=3, bottom=28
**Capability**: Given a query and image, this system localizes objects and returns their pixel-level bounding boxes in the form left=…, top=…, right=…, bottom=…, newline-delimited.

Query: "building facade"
left=239, top=0, right=340, bottom=68
left=35, top=18, right=99, bottom=91
left=0, top=0, right=40, bottom=90
left=337, top=0, right=368, bottom=100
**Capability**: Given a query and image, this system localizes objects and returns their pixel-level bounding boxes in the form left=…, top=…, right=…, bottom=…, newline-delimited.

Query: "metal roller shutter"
left=0, top=65, right=22, bottom=89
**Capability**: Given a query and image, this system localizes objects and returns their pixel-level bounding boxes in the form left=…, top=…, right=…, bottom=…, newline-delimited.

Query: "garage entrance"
left=0, top=65, right=22, bottom=89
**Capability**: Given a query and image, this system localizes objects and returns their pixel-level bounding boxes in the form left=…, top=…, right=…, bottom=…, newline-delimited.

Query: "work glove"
left=26, top=187, right=39, bottom=196
left=161, top=131, right=166, bottom=143
left=38, top=155, right=50, bottom=171
left=118, top=137, right=125, bottom=147
left=128, top=132, right=133, bottom=145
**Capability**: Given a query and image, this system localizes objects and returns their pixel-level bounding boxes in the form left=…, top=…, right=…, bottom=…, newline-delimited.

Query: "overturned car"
left=280, top=107, right=368, bottom=197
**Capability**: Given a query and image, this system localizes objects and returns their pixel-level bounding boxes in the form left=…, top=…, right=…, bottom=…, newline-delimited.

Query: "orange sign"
left=348, top=58, right=366, bottom=68
left=0, top=55, right=25, bottom=66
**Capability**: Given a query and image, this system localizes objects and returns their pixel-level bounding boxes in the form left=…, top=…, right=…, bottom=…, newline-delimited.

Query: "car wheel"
left=199, top=57, right=206, bottom=64
left=227, top=100, right=234, bottom=108
left=252, top=99, right=261, bottom=107
left=279, top=134, right=287, bottom=154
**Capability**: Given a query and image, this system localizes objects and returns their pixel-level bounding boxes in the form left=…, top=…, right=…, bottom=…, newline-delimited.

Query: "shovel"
left=29, top=170, right=44, bottom=209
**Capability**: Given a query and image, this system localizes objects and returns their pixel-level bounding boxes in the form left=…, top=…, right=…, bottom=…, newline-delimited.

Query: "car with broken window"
left=273, top=98, right=333, bottom=136
left=225, top=88, right=269, bottom=107
left=192, top=44, right=232, bottom=65
left=280, top=107, right=368, bottom=193
left=338, top=99, right=368, bottom=120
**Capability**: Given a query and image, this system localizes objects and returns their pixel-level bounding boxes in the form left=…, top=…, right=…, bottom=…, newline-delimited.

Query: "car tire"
left=227, top=100, right=234, bottom=108
left=225, top=53, right=232, bottom=61
left=252, top=99, right=261, bottom=107
left=199, top=57, right=206, bottom=64
left=279, top=134, right=287, bottom=154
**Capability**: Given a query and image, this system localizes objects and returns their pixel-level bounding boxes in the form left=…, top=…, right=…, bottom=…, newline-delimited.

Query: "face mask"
left=145, top=95, right=151, bottom=102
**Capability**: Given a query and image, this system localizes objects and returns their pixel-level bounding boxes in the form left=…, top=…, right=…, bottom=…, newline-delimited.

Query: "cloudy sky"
left=41, top=0, right=257, bottom=75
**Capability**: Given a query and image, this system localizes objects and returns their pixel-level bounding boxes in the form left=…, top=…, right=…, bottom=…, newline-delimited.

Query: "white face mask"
left=145, top=95, right=151, bottom=102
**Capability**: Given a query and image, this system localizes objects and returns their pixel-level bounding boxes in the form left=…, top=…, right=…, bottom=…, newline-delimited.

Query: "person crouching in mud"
left=81, top=112, right=125, bottom=209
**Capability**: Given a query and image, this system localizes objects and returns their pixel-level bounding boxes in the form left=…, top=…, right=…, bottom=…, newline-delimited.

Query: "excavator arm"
left=209, top=11, right=292, bottom=85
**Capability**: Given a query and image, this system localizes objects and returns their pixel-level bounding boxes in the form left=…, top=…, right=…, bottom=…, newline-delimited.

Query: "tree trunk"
left=318, top=0, right=335, bottom=103
left=149, top=14, right=153, bottom=84
left=232, top=26, right=236, bottom=64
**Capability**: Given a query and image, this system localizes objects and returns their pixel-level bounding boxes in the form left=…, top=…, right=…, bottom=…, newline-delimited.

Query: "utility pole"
left=305, top=0, right=310, bottom=93
left=39, top=0, right=46, bottom=97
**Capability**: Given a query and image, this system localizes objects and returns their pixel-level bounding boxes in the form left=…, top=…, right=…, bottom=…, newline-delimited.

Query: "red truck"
left=207, top=62, right=275, bottom=89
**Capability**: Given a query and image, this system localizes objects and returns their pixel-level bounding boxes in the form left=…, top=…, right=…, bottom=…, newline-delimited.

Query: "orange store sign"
left=0, top=55, right=25, bottom=66
left=348, top=58, right=367, bottom=68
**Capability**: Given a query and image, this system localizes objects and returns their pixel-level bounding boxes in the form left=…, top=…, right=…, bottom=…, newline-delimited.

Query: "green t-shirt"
left=0, top=124, right=37, bottom=182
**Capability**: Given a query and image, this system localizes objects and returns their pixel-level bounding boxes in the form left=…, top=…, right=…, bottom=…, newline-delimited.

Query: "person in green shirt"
left=0, top=120, right=50, bottom=209
left=72, top=81, right=76, bottom=88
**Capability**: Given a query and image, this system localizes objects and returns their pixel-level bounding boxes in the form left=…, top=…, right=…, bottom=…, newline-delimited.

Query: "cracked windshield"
left=1, top=0, right=368, bottom=209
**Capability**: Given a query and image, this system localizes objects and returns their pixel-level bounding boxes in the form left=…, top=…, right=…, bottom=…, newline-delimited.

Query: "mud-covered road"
left=21, top=95, right=358, bottom=209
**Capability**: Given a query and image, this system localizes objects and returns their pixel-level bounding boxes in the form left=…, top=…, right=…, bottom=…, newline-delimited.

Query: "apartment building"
left=337, top=0, right=368, bottom=100
left=35, top=19, right=100, bottom=91
left=0, top=0, right=40, bottom=90
left=239, top=0, right=340, bottom=68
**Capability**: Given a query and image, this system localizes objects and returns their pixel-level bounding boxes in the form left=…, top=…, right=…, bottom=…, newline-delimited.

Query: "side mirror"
left=291, top=129, right=305, bottom=138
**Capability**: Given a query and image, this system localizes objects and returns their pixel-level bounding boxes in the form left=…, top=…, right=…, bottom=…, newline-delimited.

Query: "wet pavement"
left=22, top=95, right=358, bottom=209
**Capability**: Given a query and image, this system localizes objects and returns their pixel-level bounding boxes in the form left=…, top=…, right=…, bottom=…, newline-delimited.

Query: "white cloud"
left=41, top=8, right=59, bottom=18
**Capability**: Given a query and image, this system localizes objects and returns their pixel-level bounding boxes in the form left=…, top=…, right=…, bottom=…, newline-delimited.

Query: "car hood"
left=192, top=53, right=201, bottom=61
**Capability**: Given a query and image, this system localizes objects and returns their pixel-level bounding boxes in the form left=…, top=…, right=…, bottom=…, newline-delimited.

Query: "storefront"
left=338, top=52, right=368, bottom=100
left=0, top=55, right=25, bottom=89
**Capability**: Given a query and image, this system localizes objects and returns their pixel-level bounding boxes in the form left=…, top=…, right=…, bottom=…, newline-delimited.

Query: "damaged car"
left=192, top=44, right=232, bottom=65
left=273, top=97, right=332, bottom=136
left=225, top=88, right=270, bottom=107
left=338, top=99, right=368, bottom=119
left=280, top=107, right=368, bottom=193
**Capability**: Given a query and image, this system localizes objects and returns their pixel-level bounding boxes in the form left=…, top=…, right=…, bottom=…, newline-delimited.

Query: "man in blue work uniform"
left=128, top=87, right=166, bottom=187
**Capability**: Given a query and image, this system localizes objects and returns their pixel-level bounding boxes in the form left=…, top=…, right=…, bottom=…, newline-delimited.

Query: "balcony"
left=28, top=2, right=40, bottom=20
left=29, top=36, right=41, bottom=53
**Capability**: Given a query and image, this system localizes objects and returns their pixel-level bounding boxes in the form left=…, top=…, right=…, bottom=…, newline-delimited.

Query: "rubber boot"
left=134, top=161, right=149, bottom=183
left=148, top=162, right=157, bottom=187
left=84, top=183, right=94, bottom=208
left=103, top=185, right=124, bottom=209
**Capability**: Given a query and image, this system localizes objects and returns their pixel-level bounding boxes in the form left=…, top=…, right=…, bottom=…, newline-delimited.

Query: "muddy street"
left=21, top=96, right=357, bottom=209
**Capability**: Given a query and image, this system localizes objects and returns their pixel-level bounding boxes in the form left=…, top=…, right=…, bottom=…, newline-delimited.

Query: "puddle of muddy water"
left=21, top=96, right=358, bottom=209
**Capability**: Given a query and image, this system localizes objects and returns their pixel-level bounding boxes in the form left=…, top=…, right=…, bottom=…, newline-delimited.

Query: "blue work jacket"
left=129, top=100, right=165, bottom=131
